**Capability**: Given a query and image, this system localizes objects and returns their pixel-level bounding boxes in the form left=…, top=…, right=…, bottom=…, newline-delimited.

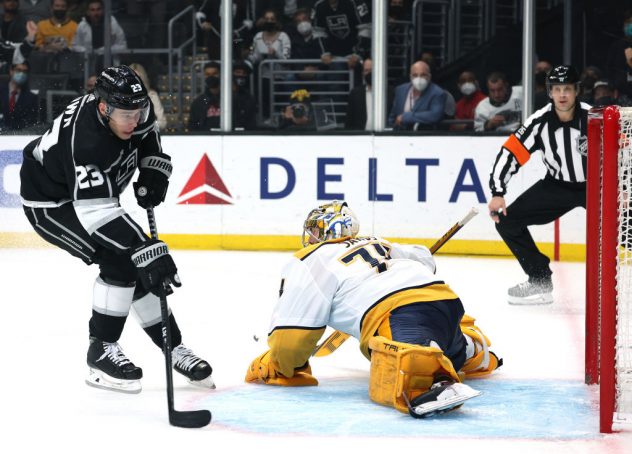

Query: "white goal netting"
left=616, top=107, right=632, bottom=423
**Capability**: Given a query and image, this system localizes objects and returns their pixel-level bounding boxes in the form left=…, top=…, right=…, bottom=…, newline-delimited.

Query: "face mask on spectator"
left=535, top=71, right=547, bottom=87
left=53, top=9, right=67, bottom=20
left=234, top=76, right=247, bottom=88
left=297, top=21, right=312, bottom=36
left=206, top=75, right=220, bottom=90
left=460, top=82, right=477, bottom=96
left=412, top=76, right=428, bottom=92
left=625, top=23, right=632, bottom=38
left=262, top=21, right=277, bottom=32
left=364, top=72, right=372, bottom=86
left=12, top=71, right=28, bottom=86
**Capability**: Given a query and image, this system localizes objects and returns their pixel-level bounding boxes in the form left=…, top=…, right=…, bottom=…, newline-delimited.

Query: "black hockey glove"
left=133, top=154, right=173, bottom=209
left=131, top=240, right=182, bottom=295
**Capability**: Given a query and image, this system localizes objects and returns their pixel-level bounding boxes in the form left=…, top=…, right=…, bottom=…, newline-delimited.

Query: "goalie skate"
left=406, top=381, right=481, bottom=418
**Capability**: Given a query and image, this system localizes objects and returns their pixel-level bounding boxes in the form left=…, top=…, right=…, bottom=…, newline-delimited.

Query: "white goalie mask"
left=301, top=200, right=360, bottom=247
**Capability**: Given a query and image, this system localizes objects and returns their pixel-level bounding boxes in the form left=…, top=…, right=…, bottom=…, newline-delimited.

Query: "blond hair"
left=128, top=63, right=151, bottom=90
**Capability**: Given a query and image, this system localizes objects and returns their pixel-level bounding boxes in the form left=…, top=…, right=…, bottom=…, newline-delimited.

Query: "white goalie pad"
left=406, top=382, right=481, bottom=418
left=85, top=367, right=142, bottom=394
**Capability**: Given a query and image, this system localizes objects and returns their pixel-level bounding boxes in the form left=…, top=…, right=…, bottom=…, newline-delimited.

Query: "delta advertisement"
left=0, top=134, right=586, bottom=258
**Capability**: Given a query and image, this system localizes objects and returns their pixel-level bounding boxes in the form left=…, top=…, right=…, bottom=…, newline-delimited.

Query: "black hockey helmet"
left=94, top=65, right=150, bottom=111
left=546, top=65, right=580, bottom=91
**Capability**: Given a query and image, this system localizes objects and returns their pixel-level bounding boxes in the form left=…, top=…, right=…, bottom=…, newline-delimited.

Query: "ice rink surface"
left=2, top=247, right=631, bottom=453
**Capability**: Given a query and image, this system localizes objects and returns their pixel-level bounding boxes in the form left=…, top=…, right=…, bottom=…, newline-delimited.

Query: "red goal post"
left=586, top=105, right=632, bottom=433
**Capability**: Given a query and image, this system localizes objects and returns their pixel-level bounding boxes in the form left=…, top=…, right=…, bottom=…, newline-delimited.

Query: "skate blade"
left=86, top=368, right=142, bottom=394
left=410, top=384, right=482, bottom=418
left=508, top=292, right=553, bottom=305
left=188, top=375, right=216, bottom=390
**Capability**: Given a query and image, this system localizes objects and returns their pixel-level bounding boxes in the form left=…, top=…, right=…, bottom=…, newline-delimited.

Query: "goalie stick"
left=146, top=207, right=212, bottom=428
left=311, top=207, right=479, bottom=358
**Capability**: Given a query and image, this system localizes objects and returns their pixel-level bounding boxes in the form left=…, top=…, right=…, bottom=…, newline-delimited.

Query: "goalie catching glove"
left=133, top=154, right=172, bottom=209
left=245, top=350, right=318, bottom=386
left=131, top=240, right=181, bottom=295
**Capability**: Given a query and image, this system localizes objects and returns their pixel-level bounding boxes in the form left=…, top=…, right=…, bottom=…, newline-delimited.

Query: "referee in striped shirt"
left=488, top=65, right=589, bottom=305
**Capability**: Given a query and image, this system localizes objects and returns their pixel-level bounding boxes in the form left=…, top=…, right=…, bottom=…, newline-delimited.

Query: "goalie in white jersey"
left=246, top=201, right=501, bottom=418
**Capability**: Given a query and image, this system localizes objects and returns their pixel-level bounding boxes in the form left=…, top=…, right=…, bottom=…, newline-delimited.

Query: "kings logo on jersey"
left=177, top=154, right=233, bottom=205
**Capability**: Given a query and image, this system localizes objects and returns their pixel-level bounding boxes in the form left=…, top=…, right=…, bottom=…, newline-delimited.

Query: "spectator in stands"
left=189, top=61, right=256, bottom=131
left=18, top=0, right=50, bottom=23
left=387, top=60, right=446, bottom=130
left=249, top=9, right=291, bottom=66
left=591, top=79, right=617, bottom=107
left=606, top=9, right=632, bottom=92
left=0, top=61, right=39, bottom=130
left=474, top=71, right=523, bottom=132
left=1, top=1, right=36, bottom=73
left=287, top=8, right=320, bottom=60
left=196, top=0, right=254, bottom=61
left=35, top=0, right=77, bottom=52
left=313, top=0, right=371, bottom=72
left=534, top=60, right=552, bottom=110
left=279, top=88, right=317, bottom=131
left=578, top=66, right=603, bottom=104
left=249, top=9, right=291, bottom=120
left=453, top=70, right=485, bottom=130
left=344, top=57, right=372, bottom=130
left=232, top=59, right=256, bottom=130
left=1, top=0, right=28, bottom=42
left=128, top=62, right=166, bottom=130
left=189, top=61, right=220, bottom=130
left=72, top=0, right=127, bottom=60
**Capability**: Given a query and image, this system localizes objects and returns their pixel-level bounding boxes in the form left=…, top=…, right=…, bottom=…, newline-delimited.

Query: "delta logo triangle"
left=176, top=154, right=233, bottom=205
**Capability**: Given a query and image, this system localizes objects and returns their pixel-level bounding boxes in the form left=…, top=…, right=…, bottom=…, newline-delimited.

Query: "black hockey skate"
left=172, top=344, right=215, bottom=389
left=406, top=380, right=481, bottom=418
left=86, top=336, right=143, bottom=394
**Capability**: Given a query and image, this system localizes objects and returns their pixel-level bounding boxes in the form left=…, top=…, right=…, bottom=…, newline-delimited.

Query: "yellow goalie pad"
left=459, top=314, right=501, bottom=378
left=368, top=336, right=460, bottom=414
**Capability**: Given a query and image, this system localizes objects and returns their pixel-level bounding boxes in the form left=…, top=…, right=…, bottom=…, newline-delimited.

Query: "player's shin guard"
left=459, top=315, right=502, bottom=378
left=368, top=336, right=461, bottom=414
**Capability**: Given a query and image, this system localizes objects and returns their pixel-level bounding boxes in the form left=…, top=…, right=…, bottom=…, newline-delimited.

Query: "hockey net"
left=586, top=106, right=632, bottom=433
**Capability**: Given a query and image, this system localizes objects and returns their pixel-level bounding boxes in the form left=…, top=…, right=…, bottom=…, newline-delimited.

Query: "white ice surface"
left=1, top=247, right=631, bottom=453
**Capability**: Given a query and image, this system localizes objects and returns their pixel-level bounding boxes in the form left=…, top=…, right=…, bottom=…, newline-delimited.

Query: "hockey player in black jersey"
left=19, top=65, right=214, bottom=394
left=488, top=65, right=589, bottom=305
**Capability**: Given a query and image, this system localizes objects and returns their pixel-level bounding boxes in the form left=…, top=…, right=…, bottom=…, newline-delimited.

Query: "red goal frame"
left=585, top=105, right=620, bottom=434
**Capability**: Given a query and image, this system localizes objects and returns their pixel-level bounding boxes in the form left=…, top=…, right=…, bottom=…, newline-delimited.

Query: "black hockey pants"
left=23, top=203, right=182, bottom=346
left=495, top=176, right=586, bottom=281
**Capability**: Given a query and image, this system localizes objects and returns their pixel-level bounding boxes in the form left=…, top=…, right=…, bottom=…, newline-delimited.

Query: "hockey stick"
left=311, top=207, right=479, bottom=358
left=146, top=207, right=212, bottom=428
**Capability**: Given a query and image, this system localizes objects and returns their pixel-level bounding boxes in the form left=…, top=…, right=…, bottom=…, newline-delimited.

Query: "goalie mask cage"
left=586, top=105, right=632, bottom=433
